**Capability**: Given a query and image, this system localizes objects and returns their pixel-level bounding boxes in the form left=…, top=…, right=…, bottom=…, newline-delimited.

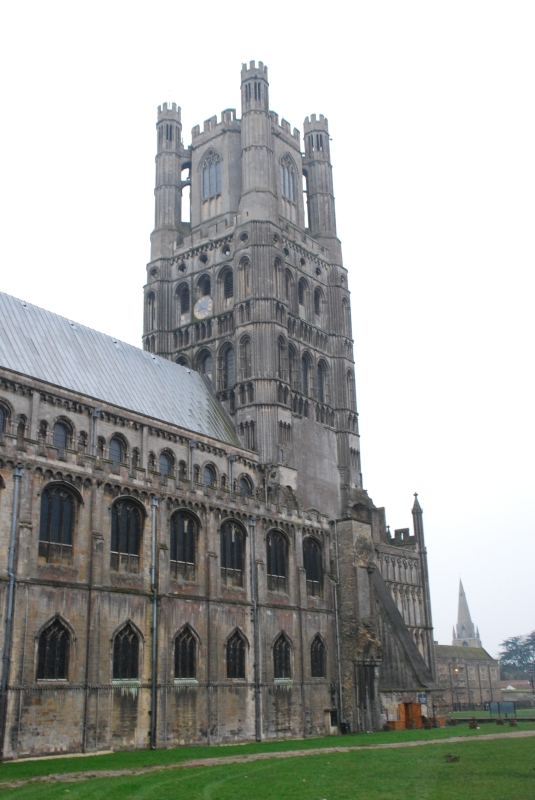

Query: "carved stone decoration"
left=356, top=619, right=381, bottom=660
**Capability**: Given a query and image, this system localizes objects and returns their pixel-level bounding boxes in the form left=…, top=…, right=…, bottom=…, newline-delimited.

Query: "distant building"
left=452, top=579, right=481, bottom=647
left=435, top=581, right=500, bottom=708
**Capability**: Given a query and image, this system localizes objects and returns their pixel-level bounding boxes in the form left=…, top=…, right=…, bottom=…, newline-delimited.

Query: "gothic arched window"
left=317, top=361, right=327, bottom=404
left=175, top=627, right=196, bottom=679
left=109, top=437, right=124, bottom=469
left=288, top=345, right=297, bottom=389
left=298, top=278, right=307, bottom=307
left=111, top=500, right=142, bottom=573
left=311, top=635, right=326, bottom=678
left=0, top=405, right=6, bottom=435
left=285, top=270, right=293, bottom=304
left=280, top=155, right=296, bottom=203
left=301, top=354, right=310, bottom=395
left=53, top=422, right=68, bottom=457
left=176, top=356, right=189, bottom=367
left=113, top=623, right=139, bottom=680
left=220, top=345, right=235, bottom=389
left=347, top=370, right=356, bottom=410
left=39, top=485, right=75, bottom=564
left=203, top=464, right=216, bottom=487
left=37, top=619, right=70, bottom=680
left=160, top=452, right=173, bottom=477
left=342, top=297, right=351, bottom=335
left=197, top=349, right=212, bottom=382
left=238, top=476, right=252, bottom=496
left=267, top=531, right=288, bottom=593
left=227, top=630, right=246, bottom=679
left=303, top=538, right=322, bottom=597
left=314, top=287, right=322, bottom=315
left=199, top=275, right=211, bottom=296
left=170, top=511, right=196, bottom=580
left=220, top=520, right=245, bottom=586
left=240, top=337, right=252, bottom=380
left=147, top=292, right=155, bottom=330
left=177, top=284, right=190, bottom=315
left=273, top=633, right=291, bottom=679
left=223, top=269, right=234, bottom=299
left=202, top=150, right=222, bottom=199
left=277, top=336, right=286, bottom=380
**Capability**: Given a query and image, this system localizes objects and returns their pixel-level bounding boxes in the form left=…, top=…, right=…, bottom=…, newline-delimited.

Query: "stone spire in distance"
left=452, top=579, right=482, bottom=647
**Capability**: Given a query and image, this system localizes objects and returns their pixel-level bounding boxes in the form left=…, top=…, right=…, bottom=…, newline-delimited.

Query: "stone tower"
left=144, top=61, right=361, bottom=519
left=452, top=579, right=482, bottom=648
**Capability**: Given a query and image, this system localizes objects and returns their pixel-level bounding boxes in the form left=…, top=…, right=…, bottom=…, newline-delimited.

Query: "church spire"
left=452, top=579, right=482, bottom=647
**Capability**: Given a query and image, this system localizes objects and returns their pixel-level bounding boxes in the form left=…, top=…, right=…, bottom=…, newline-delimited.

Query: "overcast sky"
left=1, top=1, right=533, bottom=658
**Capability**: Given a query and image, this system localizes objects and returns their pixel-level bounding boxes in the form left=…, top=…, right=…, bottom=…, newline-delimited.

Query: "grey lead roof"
left=0, top=291, right=239, bottom=447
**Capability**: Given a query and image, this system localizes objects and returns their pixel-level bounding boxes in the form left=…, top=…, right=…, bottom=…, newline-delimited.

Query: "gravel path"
left=2, top=729, right=534, bottom=790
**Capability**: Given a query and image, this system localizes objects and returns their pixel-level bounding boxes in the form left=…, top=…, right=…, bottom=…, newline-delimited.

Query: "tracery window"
left=53, top=422, right=68, bottom=456
left=202, top=151, right=222, bottom=199
left=109, top=437, right=123, bottom=469
left=220, top=520, right=245, bottom=586
left=273, top=633, right=291, bottom=679
left=170, top=511, right=196, bottom=580
left=303, top=537, right=322, bottom=597
left=39, top=485, right=75, bottom=564
left=175, top=627, right=196, bottom=678
left=201, top=150, right=222, bottom=220
left=267, top=531, right=288, bottom=593
left=113, top=623, right=139, bottom=680
left=111, top=500, right=142, bottom=573
left=37, top=619, right=70, bottom=680
left=280, top=155, right=296, bottom=203
left=227, top=630, right=246, bottom=679
left=311, top=635, right=326, bottom=678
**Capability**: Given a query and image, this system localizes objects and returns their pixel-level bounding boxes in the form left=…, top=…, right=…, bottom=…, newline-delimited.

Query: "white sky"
left=1, top=1, right=533, bottom=658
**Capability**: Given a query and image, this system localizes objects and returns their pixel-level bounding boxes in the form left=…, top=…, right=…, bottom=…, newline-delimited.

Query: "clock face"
left=194, top=296, right=213, bottom=320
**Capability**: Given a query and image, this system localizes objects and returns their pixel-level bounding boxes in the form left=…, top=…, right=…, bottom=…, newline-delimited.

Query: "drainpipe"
left=248, top=516, right=261, bottom=741
left=90, top=408, right=101, bottom=456
left=0, top=463, right=23, bottom=755
left=333, top=520, right=344, bottom=731
left=150, top=496, right=159, bottom=750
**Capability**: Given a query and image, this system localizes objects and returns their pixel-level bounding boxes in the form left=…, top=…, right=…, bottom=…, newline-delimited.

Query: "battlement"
left=391, top=527, right=415, bottom=544
left=241, top=60, right=268, bottom=81
left=269, top=112, right=300, bottom=144
left=191, top=109, right=238, bottom=139
left=303, top=113, right=329, bottom=133
left=157, top=102, right=181, bottom=122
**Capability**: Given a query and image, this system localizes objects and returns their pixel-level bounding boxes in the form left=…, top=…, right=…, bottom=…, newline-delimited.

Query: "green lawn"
left=1, top=736, right=535, bottom=800
left=451, top=708, right=535, bottom=719
left=3, top=724, right=535, bottom=782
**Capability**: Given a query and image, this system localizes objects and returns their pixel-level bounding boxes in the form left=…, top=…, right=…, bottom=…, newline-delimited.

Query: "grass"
left=1, top=736, right=535, bottom=799
left=3, top=724, right=535, bottom=781
left=451, top=708, right=535, bottom=719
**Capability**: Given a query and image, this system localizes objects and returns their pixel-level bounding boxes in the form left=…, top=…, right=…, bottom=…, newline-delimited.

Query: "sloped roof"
left=0, top=292, right=239, bottom=447
left=434, top=645, right=496, bottom=661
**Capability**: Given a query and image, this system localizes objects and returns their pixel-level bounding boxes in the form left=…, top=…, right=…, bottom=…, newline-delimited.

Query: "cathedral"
left=0, top=62, right=442, bottom=759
